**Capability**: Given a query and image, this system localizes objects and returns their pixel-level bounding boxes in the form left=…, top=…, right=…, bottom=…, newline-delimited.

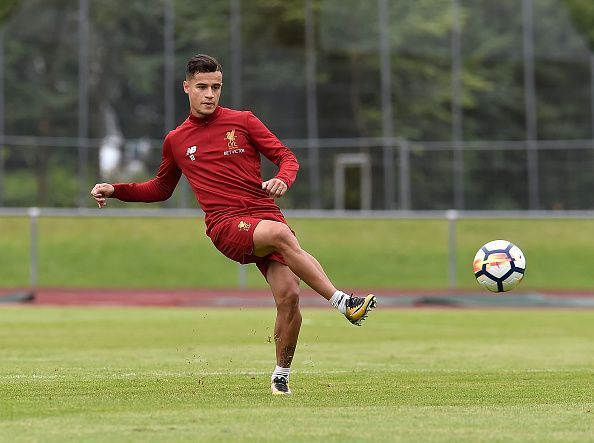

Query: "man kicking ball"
left=90, top=54, right=376, bottom=395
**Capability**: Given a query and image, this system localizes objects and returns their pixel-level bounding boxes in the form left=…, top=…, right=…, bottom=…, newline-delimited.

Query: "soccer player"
left=90, top=54, right=376, bottom=396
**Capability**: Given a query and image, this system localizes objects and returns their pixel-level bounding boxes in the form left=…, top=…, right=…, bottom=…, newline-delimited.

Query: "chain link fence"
left=0, top=0, right=593, bottom=210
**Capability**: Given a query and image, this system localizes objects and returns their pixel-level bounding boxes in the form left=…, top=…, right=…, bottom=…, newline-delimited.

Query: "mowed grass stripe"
left=0, top=307, right=593, bottom=442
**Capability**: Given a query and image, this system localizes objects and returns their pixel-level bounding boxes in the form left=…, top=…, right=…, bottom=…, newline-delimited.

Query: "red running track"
left=1, top=287, right=594, bottom=308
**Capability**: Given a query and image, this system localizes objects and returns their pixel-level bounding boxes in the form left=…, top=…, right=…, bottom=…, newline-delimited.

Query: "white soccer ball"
left=473, top=240, right=526, bottom=293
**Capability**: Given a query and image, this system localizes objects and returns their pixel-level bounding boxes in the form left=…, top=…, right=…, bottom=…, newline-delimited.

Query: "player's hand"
left=262, top=178, right=287, bottom=199
left=90, top=183, right=115, bottom=208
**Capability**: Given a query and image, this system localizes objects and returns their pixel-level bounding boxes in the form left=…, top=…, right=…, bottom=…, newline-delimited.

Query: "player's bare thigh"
left=253, top=219, right=295, bottom=257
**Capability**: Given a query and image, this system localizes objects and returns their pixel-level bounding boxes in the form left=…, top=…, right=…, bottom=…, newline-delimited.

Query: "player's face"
left=183, top=71, right=223, bottom=118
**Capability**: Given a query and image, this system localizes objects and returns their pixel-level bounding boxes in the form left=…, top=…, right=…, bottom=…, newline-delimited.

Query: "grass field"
left=1, top=216, right=594, bottom=290
left=1, top=307, right=593, bottom=442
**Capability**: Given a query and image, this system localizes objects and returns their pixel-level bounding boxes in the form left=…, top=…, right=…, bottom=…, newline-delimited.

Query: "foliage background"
left=0, top=0, right=593, bottom=209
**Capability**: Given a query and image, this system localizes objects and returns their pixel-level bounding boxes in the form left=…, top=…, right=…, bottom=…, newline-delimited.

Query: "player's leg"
left=266, top=260, right=301, bottom=395
left=304, top=250, right=331, bottom=282
left=253, top=219, right=376, bottom=326
left=253, top=220, right=336, bottom=299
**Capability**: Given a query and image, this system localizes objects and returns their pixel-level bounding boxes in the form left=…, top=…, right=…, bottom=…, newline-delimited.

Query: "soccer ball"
left=473, top=240, right=526, bottom=293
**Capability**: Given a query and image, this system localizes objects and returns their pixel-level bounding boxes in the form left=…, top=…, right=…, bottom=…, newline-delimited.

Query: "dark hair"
left=186, top=54, right=223, bottom=79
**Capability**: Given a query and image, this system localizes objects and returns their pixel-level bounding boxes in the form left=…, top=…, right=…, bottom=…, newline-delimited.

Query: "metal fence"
left=2, top=207, right=594, bottom=290
left=0, top=0, right=593, bottom=210
left=1, top=137, right=593, bottom=210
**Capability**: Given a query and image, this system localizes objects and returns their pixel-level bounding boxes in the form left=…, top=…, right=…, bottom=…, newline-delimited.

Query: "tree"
left=564, top=0, right=594, bottom=49
left=0, top=0, right=20, bottom=23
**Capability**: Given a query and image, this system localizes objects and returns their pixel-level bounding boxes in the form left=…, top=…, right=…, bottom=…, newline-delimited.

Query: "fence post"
left=446, top=209, right=458, bottom=289
left=451, top=0, right=465, bottom=210
left=522, top=0, right=540, bottom=209
left=77, top=0, right=89, bottom=208
left=378, top=0, right=395, bottom=210
left=29, top=207, right=40, bottom=290
left=398, top=138, right=411, bottom=209
left=238, top=263, right=247, bottom=289
left=0, top=28, right=4, bottom=207
left=305, top=0, right=321, bottom=209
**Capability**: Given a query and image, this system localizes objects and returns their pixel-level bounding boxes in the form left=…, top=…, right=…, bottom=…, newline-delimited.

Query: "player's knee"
left=276, top=287, right=301, bottom=317
left=269, top=223, right=297, bottom=251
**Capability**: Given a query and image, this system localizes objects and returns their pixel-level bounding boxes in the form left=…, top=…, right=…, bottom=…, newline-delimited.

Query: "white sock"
left=272, top=365, right=291, bottom=381
left=329, top=290, right=350, bottom=314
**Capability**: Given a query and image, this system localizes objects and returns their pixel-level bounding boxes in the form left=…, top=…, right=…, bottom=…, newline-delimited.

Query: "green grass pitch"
left=1, top=307, right=593, bottom=442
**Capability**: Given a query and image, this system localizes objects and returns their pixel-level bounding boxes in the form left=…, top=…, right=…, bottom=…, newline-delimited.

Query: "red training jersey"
left=112, top=106, right=300, bottom=235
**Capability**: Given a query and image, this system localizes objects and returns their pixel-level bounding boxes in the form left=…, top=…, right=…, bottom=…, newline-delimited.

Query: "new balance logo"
left=186, top=146, right=197, bottom=161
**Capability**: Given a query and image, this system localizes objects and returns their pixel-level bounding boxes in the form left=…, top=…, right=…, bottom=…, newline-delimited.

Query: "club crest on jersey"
left=186, top=145, right=197, bottom=161
left=238, top=220, right=251, bottom=231
left=225, top=130, right=238, bottom=148
left=224, top=129, right=245, bottom=156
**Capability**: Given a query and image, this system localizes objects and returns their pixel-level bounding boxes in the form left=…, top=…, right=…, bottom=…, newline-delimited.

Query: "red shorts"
left=208, top=215, right=289, bottom=278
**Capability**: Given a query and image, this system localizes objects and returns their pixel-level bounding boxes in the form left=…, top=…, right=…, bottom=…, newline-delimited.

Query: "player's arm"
left=246, top=112, right=299, bottom=199
left=90, top=138, right=182, bottom=208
